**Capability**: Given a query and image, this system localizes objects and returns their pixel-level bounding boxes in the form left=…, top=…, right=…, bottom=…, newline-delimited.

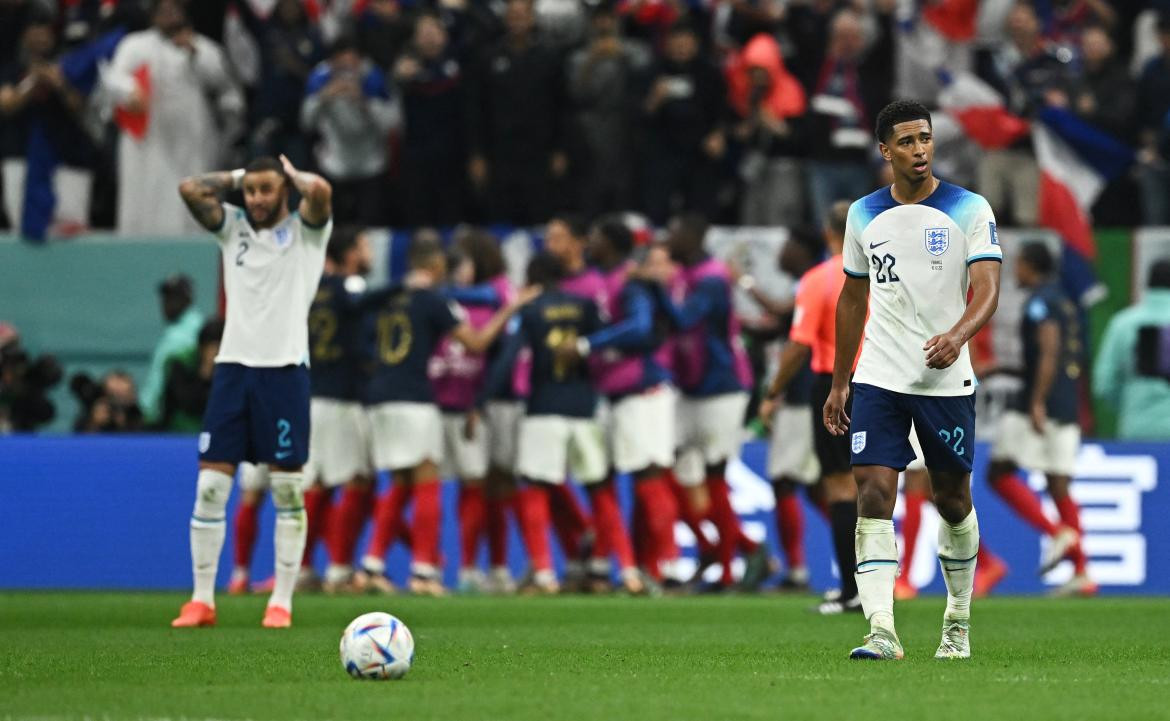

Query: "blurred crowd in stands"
left=0, top=0, right=1168, bottom=240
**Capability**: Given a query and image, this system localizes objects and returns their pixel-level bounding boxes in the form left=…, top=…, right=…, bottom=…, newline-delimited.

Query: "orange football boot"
left=261, top=605, right=292, bottom=628
left=171, top=601, right=216, bottom=628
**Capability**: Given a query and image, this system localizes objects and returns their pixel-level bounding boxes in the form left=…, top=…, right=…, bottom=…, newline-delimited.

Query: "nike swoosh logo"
left=856, top=568, right=881, bottom=575
left=869, top=240, right=892, bottom=250
left=275, top=450, right=293, bottom=459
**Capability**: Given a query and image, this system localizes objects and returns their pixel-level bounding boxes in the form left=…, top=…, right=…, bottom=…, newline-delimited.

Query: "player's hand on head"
left=279, top=154, right=298, bottom=178
left=924, top=332, right=962, bottom=369
left=822, top=386, right=850, bottom=436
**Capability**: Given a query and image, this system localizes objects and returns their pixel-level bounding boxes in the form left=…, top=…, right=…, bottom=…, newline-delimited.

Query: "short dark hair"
left=595, top=216, right=634, bottom=258
left=526, top=251, right=566, bottom=285
left=244, top=156, right=285, bottom=176
left=409, top=230, right=444, bottom=269
left=674, top=212, right=709, bottom=246
left=329, top=33, right=360, bottom=57
left=455, top=228, right=506, bottom=283
left=157, top=273, right=193, bottom=301
left=1149, top=259, right=1170, bottom=289
left=1019, top=242, right=1055, bottom=276
left=787, top=226, right=826, bottom=260
left=549, top=212, right=589, bottom=240
left=327, top=225, right=362, bottom=265
left=667, top=17, right=698, bottom=38
left=875, top=100, right=932, bottom=143
left=826, top=200, right=850, bottom=238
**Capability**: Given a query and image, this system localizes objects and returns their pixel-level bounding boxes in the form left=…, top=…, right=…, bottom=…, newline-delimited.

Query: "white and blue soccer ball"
left=340, top=612, right=415, bottom=680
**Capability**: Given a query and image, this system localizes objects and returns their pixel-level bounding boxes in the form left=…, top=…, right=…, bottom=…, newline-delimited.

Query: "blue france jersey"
left=842, top=180, right=1001, bottom=397
left=1015, top=282, right=1082, bottom=423
left=363, top=286, right=460, bottom=405
left=586, top=280, right=672, bottom=399
left=483, top=289, right=602, bottom=418
left=308, top=274, right=367, bottom=401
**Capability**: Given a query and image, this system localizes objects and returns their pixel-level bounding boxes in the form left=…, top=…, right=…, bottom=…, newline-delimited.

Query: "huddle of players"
left=230, top=212, right=775, bottom=596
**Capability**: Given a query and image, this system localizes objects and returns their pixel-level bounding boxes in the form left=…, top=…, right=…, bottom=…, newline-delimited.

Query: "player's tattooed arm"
left=177, top=172, right=231, bottom=231
left=280, top=154, right=332, bottom=228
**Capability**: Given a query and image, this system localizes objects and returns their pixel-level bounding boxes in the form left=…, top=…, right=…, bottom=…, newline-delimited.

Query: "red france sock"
left=1054, top=496, right=1088, bottom=574
left=459, top=485, right=487, bottom=569
left=327, top=484, right=372, bottom=566
left=991, top=471, right=1059, bottom=535
left=301, top=486, right=331, bottom=567
left=410, top=480, right=442, bottom=568
left=706, top=475, right=744, bottom=585
left=591, top=481, right=636, bottom=572
left=233, top=500, right=260, bottom=568
left=900, top=490, right=927, bottom=572
left=548, top=483, right=587, bottom=558
left=366, top=483, right=413, bottom=560
left=486, top=492, right=513, bottom=568
left=517, top=485, right=553, bottom=572
left=631, top=494, right=651, bottom=569
left=775, top=492, right=805, bottom=569
left=634, top=474, right=679, bottom=580
left=667, top=472, right=716, bottom=557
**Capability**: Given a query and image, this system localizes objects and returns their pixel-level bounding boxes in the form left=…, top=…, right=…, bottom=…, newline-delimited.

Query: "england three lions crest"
left=925, top=227, right=949, bottom=256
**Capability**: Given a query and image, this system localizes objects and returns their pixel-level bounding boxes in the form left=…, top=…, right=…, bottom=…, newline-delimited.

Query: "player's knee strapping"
left=270, top=471, right=306, bottom=514
left=192, top=469, right=233, bottom=523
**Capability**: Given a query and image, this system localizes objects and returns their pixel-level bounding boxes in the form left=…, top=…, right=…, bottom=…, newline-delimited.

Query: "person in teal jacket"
left=1093, top=259, right=1170, bottom=440
left=141, top=274, right=204, bottom=425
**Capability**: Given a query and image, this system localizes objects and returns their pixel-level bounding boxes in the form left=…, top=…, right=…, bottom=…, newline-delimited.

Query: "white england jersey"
left=842, top=180, right=1001, bottom=396
left=213, top=203, right=331, bottom=367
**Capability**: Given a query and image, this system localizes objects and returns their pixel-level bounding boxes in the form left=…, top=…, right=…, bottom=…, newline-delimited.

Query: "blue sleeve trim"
left=966, top=254, right=1003, bottom=266
left=843, top=267, right=868, bottom=278
left=587, top=289, right=654, bottom=351
left=448, top=284, right=501, bottom=307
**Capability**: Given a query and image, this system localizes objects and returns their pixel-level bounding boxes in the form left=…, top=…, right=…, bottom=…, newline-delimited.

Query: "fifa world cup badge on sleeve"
left=989, top=221, right=999, bottom=245
left=852, top=431, right=867, bottom=454
left=199, top=432, right=211, bottom=454
left=925, top=228, right=949, bottom=256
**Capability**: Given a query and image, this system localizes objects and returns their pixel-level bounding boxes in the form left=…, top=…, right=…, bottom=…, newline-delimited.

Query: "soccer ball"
left=339, top=612, right=415, bottom=680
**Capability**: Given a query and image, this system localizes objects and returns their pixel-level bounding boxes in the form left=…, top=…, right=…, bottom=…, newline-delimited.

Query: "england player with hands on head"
left=171, top=154, right=332, bottom=629
left=824, top=101, right=1001, bottom=661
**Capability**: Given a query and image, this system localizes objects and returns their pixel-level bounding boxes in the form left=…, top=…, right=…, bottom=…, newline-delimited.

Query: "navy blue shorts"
left=849, top=383, right=976, bottom=473
left=198, top=363, right=310, bottom=467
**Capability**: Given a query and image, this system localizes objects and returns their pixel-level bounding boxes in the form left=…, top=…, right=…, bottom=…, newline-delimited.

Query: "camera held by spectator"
left=71, top=370, right=143, bottom=433
left=0, top=325, right=62, bottom=432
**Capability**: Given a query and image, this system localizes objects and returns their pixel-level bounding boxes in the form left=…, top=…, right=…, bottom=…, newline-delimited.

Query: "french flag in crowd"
left=939, top=71, right=1135, bottom=305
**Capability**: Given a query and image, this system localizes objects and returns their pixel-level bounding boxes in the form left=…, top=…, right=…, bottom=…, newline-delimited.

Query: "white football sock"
left=269, top=471, right=307, bottom=612
left=190, top=469, right=233, bottom=606
left=855, top=517, right=899, bottom=634
left=938, top=508, right=980, bottom=621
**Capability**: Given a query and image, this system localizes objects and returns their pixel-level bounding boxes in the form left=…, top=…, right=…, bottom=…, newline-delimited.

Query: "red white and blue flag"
left=938, top=71, right=1134, bottom=305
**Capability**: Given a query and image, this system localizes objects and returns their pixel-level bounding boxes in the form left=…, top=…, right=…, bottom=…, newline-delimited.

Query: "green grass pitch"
left=3, top=592, right=1168, bottom=721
